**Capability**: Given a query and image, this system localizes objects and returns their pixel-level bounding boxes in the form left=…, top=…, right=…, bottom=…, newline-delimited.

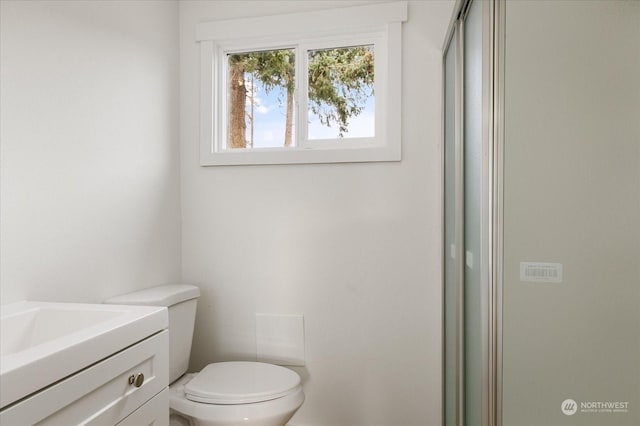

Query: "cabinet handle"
left=128, top=373, right=145, bottom=387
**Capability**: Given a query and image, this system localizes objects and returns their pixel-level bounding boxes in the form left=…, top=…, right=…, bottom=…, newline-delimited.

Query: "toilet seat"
left=185, top=361, right=301, bottom=404
left=169, top=369, right=305, bottom=425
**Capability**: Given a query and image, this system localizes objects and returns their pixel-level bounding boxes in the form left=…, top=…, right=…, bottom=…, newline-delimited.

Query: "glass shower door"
left=443, top=1, right=487, bottom=424
left=443, top=29, right=459, bottom=426
left=463, top=0, right=483, bottom=425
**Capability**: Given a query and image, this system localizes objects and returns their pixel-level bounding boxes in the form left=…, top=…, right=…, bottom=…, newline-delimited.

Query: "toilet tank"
left=105, top=284, right=200, bottom=383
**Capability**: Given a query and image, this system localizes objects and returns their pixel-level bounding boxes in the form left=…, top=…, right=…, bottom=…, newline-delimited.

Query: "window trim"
left=197, top=1, right=408, bottom=166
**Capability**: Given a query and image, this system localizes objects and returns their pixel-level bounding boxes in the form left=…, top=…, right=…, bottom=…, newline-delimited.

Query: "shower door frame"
left=441, top=1, right=506, bottom=425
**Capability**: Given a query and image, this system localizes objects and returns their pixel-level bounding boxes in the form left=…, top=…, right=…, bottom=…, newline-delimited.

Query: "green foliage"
left=231, top=49, right=295, bottom=102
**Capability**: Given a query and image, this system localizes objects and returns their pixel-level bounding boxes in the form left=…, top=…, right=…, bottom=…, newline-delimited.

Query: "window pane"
left=307, top=45, right=375, bottom=140
left=227, top=49, right=295, bottom=149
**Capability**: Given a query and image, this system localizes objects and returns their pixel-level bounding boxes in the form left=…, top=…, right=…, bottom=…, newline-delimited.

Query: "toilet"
left=105, top=284, right=304, bottom=426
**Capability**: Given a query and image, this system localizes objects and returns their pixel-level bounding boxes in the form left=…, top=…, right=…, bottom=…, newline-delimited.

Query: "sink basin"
left=0, top=301, right=167, bottom=409
left=1, top=306, right=125, bottom=356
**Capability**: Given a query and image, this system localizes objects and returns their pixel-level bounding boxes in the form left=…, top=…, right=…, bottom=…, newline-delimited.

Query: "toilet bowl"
left=105, top=285, right=304, bottom=426
left=169, top=362, right=304, bottom=426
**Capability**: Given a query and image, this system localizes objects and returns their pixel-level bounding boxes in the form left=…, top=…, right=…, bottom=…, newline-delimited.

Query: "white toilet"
left=105, top=284, right=304, bottom=426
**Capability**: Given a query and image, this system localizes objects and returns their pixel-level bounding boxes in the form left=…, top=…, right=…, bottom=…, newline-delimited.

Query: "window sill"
left=200, top=144, right=401, bottom=166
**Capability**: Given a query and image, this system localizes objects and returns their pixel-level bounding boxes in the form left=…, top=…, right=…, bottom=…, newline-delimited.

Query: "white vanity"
left=0, top=301, right=169, bottom=425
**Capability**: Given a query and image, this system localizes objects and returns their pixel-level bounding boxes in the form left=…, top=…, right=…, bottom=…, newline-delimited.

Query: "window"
left=197, top=2, right=407, bottom=166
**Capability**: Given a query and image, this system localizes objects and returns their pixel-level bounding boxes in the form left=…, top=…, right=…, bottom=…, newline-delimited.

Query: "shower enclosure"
left=442, top=1, right=640, bottom=425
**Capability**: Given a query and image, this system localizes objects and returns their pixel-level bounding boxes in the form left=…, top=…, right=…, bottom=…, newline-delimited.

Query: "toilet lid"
left=185, top=361, right=301, bottom=404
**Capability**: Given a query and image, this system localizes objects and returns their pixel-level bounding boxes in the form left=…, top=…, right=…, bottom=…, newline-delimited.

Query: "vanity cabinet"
left=117, top=388, right=168, bottom=426
left=0, top=330, right=169, bottom=425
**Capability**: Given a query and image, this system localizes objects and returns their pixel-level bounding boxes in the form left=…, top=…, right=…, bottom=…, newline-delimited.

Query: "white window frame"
left=197, top=1, right=407, bottom=166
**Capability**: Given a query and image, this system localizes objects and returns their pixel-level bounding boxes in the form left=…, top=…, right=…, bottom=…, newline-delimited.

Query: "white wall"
left=502, top=1, right=640, bottom=425
left=1, top=2, right=454, bottom=424
left=0, top=0, right=182, bottom=303
left=179, top=1, right=453, bottom=425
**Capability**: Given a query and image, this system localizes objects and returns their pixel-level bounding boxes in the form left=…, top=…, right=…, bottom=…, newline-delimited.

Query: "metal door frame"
left=441, top=1, right=506, bottom=425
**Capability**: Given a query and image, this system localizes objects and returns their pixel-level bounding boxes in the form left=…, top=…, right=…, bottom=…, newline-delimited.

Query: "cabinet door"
left=117, top=388, right=168, bottom=426
left=0, top=330, right=168, bottom=425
